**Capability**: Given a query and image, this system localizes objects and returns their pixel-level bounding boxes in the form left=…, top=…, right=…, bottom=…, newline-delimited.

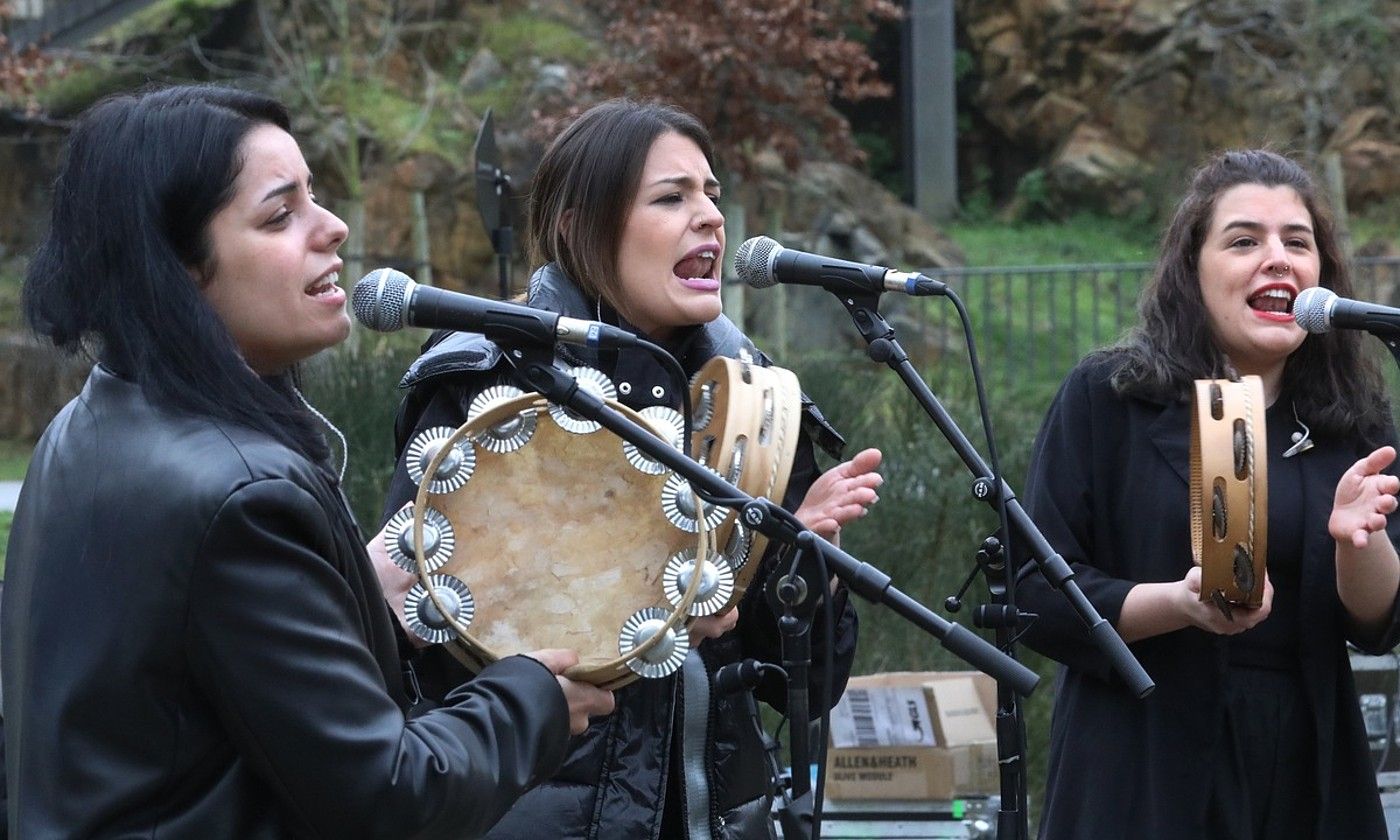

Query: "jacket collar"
left=1146, top=398, right=1192, bottom=487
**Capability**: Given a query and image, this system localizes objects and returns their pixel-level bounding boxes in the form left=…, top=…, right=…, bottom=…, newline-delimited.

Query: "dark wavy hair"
left=23, top=84, right=331, bottom=466
left=1110, top=149, right=1389, bottom=445
left=527, top=98, right=715, bottom=316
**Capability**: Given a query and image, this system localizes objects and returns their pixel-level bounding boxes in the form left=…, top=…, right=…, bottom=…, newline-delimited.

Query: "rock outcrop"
left=958, top=0, right=1400, bottom=214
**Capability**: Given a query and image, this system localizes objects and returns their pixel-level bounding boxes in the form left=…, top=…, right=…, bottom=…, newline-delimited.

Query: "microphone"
left=734, top=236, right=947, bottom=298
left=713, top=658, right=766, bottom=696
left=1294, top=287, right=1400, bottom=338
left=352, top=268, right=639, bottom=348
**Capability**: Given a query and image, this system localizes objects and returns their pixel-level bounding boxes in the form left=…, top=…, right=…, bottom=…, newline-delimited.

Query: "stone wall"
left=957, top=0, right=1400, bottom=215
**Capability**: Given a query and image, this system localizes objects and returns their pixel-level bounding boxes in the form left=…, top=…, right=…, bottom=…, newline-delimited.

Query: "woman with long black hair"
left=1, top=83, right=612, bottom=838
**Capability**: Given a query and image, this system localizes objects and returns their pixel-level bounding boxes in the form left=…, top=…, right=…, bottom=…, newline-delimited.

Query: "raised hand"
left=1330, top=446, right=1400, bottom=550
left=793, top=447, right=884, bottom=542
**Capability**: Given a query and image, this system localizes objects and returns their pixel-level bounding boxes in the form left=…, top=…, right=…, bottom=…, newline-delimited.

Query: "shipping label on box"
left=825, top=672, right=1000, bottom=801
left=829, top=685, right=937, bottom=748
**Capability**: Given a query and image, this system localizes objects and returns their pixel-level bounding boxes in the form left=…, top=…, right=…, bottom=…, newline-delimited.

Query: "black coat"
left=1017, top=354, right=1400, bottom=839
left=1, top=366, right=572, bottom=839
left=382, top=263, right=859, bottom=840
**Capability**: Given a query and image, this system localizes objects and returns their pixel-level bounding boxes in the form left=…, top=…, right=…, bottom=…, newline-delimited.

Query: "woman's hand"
left=525, top=649, right=617, bottom=735
left=687, top=606, right=738, bottom=648
left=1179, top=565, right=1274, bottom=635
left=1119, top=564, right=1275, bottom=643
left=793, top=448, right=884, bottom=542
left=365, top=509, right=428, bottom=648
left=1329, top=446, right=1400, bottom=549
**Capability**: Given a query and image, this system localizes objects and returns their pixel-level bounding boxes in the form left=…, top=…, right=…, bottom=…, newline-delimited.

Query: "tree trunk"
left=410, top=190, right=433, bottom=286
left=721, top=176, right=746, bottom=334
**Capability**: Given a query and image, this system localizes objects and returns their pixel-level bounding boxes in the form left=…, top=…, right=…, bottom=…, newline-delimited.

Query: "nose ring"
left=1271, top=263, right=1290, bottom=277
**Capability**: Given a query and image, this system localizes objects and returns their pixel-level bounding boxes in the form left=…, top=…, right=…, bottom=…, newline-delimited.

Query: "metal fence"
left=902, top=256, right=1400, bottom=387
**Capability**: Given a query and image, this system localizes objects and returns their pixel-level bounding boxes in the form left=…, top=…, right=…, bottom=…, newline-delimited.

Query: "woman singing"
left=2, top=84, right=611, bottom=839
left=378, top=99, right=884, bottom=839
left=1019, top=149, right=1400, bottom=839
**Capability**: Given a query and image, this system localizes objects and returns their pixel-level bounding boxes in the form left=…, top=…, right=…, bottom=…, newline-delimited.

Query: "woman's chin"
left=689, top=298, right=724, bottom=325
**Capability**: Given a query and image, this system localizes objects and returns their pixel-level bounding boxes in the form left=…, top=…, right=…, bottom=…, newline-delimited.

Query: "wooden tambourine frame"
left=1189, top=376, right=1268, bottom=616
left=688, top=354, right=804, bottom=607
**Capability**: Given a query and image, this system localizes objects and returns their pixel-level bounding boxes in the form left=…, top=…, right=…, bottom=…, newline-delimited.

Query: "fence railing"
left=883, top=256, right=1400, bottom=388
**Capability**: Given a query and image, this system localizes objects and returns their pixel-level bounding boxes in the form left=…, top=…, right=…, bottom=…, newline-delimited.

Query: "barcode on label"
left=829, top=685, right=935, bottom=748
left=848, top=689, right=878, bottom=746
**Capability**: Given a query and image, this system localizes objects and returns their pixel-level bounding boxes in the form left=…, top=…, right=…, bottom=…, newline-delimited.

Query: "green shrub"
left=300, top=332, right=424, bottom=531
left=0, top=509, right=11, bottom=578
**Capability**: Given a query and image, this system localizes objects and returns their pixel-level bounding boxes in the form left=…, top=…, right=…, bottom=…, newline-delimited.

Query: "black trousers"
left=1205, top=666, right=1319, bottom=840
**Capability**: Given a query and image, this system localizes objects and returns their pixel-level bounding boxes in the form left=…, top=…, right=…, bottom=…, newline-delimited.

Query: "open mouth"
left=1247, top=287, right=1294, bottom=315
left=673, top=250, right=718, bottom=281
left=306, top=271, right=340, bottom=297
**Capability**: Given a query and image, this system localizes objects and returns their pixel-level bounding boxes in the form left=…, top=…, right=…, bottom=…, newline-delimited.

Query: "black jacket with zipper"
left=381, top=263, right=859, bottom=839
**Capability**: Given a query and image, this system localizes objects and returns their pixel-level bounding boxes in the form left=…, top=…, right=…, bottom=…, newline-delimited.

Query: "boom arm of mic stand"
left=506, top=353, right=1041, bottom=696
left=840, top=294, right=1154, bottom=699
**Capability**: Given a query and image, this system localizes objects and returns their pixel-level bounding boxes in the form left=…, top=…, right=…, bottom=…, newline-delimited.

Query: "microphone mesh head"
left=734, top=236, right=782, bottom=289
left=352, top=268, right=411, bottom=332
left=1292, top=286, right=1335, bottom=334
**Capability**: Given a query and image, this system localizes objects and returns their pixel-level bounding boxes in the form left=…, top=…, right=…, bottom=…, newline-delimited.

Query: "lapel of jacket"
left=1145, top=398, right=1192, bottom=488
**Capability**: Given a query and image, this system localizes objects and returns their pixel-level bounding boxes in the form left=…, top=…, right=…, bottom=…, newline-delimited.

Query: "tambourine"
left=688, top=351, right=803, bottom=605
left=388, top=355, right=801, bottom=688
left=1189, top=375, right=1268, bottom=618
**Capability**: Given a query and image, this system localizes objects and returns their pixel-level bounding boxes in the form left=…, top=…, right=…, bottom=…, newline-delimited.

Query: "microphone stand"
left=946, top=534, right=1033, bottom=840
left=472, top=108, right=514, bottom=299
left=763, top=531, right=821, bottom=840
left=827, top=290, right=1157, bottom=839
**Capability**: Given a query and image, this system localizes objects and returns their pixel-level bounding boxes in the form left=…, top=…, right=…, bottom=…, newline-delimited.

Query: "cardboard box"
left=825, top=671, right=1000, bottom=801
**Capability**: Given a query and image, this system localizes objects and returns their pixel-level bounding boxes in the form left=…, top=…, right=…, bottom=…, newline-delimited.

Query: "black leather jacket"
left=1, top=365, right=572, bottom=838
left=382, top=264, right=859, bottom=840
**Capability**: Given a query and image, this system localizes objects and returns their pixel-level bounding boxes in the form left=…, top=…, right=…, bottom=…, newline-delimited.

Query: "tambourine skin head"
left=1190, top=375, right=1268, bottom=610
left=419, top=391, right=698, bottom=687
